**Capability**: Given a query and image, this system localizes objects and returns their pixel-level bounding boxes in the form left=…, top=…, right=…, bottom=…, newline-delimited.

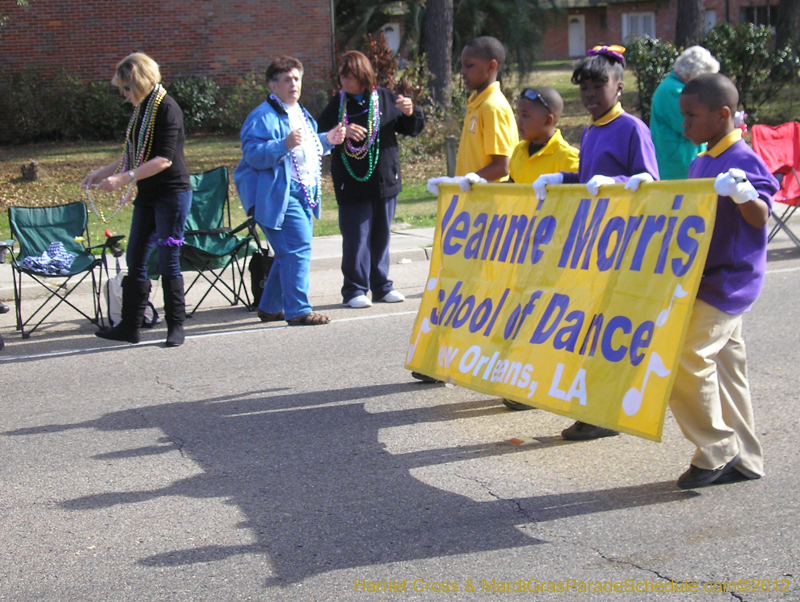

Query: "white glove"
left=458, top=172, right=487, bottom=192
left=624, top=172, right=654, bottom=192
left=586, top=175, right=616, bottom=196
left=532, top=172, right=563, bottom=201
left=427, top=177, right=445, bottom=195
left=427, top=176, right=460, bottom=195
left=714, top=168, right=758, bottom=204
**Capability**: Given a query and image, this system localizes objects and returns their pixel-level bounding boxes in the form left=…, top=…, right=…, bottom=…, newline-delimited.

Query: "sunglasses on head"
left=522, top=88, right=551, bottom=112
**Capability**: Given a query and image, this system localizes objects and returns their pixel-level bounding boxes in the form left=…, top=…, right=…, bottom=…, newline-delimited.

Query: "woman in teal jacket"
left=650, top=46, right=719, bottom=180
left=235, top=56, right=344, bottom=325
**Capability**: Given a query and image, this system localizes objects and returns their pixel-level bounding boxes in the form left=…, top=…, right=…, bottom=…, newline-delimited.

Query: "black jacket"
left=318, top=87, right=425, bottom=204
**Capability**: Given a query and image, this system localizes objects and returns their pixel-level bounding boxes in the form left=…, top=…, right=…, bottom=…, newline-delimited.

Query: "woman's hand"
left=81, top=170, right=103, bottom=188
left=286, top=128, right=303, bottom=150
left=96, top=173, right=130, bottom=192
left=345, top=123, right=367, bottom=142
left=395, top=94, right=414, bottom=116
left=326, top=123, right=346, bottom=145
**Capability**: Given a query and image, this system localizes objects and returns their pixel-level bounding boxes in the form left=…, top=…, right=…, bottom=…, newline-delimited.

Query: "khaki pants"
left=669, top=299, right=764, bottom=478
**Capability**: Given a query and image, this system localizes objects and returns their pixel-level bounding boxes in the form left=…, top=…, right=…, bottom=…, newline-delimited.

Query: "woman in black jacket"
left=82, top=52, right=192, bottom=347
left=318, top=51, right=425, bottom=308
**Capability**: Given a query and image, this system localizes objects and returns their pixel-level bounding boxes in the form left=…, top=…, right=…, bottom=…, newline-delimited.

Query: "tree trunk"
left=675, top=0, right=705, bottom=48
left=424, top=0, right=453, bottom=106
left=775, top=0, right=799, bottom=53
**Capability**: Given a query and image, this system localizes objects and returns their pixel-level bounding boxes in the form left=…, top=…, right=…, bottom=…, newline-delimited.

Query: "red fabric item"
left=751, top=122, right=800, bottom=206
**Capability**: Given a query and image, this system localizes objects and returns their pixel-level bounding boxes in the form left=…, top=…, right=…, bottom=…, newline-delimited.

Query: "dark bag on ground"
left=249, top=246, right=274, bottom=307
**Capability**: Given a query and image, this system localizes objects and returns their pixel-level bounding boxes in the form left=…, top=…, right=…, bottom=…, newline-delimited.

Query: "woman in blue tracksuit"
left=235, top=56, right=345, bottom=326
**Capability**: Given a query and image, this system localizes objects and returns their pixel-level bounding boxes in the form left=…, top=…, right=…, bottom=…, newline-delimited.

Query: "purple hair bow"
left=587, top=45, right=626, bottom=67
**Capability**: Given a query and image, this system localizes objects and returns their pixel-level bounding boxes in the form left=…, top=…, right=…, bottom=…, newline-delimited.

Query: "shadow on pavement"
left=3, top=383, right=698, bottom=586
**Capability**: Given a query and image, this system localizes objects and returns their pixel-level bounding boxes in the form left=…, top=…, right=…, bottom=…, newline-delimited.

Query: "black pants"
left=338, top=196, right=396, bottom=302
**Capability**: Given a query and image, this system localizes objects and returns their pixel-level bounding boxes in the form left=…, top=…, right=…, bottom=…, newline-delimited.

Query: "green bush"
left=217, top=72, right=268, bottom=132
left=625, top=36, right=680, bottom=124
left=0, top=71, right=129, bottom=143
left=703, top=22, right=799, bottom=121
left=167, top=76, right=224, bottom=133
left=62, top=81, right=130, bottom=140
left=627, top=25, right=800, bottom=127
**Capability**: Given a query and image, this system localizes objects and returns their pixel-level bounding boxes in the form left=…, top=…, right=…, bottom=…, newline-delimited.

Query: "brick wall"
left=0, top=0, right=334, bottom=85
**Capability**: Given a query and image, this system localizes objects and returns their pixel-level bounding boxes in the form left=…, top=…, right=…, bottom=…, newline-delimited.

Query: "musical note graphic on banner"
left=656, top=284, right=689, bottom=327
left=621, top=352, right=671, bottom=416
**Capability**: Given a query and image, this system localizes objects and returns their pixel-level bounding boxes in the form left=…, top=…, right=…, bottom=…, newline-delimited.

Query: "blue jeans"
left=126, top=190, right=192, bottom=281
left=338, top=196, right=396, bottom=302
left=258, top=182, right=314, bottom=320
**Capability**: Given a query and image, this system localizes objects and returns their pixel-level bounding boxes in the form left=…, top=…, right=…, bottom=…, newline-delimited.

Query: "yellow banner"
left=405, top=181, right=717, bottom=441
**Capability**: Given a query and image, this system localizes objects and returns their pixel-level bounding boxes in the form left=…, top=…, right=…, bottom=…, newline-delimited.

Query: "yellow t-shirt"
left=455, top=82, right=518, bottom=180
left=508, top=129, right=580, bottom=184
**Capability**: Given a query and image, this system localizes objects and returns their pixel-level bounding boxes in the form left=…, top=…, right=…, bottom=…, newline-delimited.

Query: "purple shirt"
left=562, top=111, right=659, bottom=184
left=689, top=139, right=779, bottom=314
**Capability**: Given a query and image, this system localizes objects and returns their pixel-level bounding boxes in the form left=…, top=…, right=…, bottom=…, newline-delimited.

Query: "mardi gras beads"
left=338, top=88, right=381, bottom=182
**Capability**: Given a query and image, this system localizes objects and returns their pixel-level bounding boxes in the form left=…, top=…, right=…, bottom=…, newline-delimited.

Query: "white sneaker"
left=344, top=294, right=372, bottom=308
left=378, top=290, right=405, bottom=303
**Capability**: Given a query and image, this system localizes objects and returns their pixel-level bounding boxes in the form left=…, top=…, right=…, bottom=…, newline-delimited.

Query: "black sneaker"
left=0, top=302, right=9, bottom=314
left=502, top=399, right=534, bottom=411
left=713, top=466, right=759, bottom=485
left=677, top=453, right=741, bottom=489
left=561, top=421, right=620, bottom=441
left=411, top=371, right=442, bottom=384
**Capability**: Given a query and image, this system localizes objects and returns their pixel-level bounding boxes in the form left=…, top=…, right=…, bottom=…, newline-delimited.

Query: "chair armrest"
left=0, top=239, right=13, bottom=264
left=230, top=220, right=252, bottom=236
left=184, top=228, right=232, bottom=236
left=89, top=234, right=126, bottom=258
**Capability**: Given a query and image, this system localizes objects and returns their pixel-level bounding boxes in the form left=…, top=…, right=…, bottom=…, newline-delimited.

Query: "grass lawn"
left=2, top=63, right=798, bottom=246
left=0, top=135, right=443, bottom=244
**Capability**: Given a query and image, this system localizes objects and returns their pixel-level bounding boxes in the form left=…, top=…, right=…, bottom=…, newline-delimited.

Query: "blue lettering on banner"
left=437, top=192, right=706, bottom=277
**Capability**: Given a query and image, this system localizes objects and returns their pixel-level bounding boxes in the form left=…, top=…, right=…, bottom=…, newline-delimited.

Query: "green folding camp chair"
left=6, top=201, right=116, bottom=338
left=147, top=166, right=258, bottom=316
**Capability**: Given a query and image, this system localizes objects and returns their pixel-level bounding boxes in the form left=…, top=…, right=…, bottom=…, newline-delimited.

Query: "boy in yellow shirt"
left=418, top=36, right=517, bottom=384
left=428, top=36, right=518, bottom=194
left=509, top=87, right=579, bottom=183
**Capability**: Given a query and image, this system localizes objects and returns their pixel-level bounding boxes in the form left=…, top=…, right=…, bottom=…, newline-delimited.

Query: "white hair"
left=673, top=46, right=720, bottom=82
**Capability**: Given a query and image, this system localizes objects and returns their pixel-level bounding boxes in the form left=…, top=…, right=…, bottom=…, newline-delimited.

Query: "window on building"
left=621, top=12, right=656, bottom=42
left=705, top=9, right=717, bottom=32
left=741, top=5, right=778, bottom=33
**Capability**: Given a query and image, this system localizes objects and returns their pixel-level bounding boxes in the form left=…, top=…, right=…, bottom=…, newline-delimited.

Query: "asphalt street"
left=1, top=229, right=799, bottom=602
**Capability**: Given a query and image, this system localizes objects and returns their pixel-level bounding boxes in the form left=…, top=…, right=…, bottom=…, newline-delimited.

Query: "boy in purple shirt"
left=671, top=73, right=779, bottom=489
left=534, top=45, right=660, bottom=440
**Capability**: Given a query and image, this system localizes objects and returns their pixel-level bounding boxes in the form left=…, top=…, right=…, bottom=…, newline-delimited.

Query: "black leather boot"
left=163, top=276, right=186, bottom=347
left=96, top=277, right=151, bottom=344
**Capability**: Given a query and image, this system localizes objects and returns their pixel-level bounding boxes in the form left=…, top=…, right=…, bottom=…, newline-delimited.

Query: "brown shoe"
left=257, top=310, right=285, bottom=322
left=287, top=312, right=330, bottom=326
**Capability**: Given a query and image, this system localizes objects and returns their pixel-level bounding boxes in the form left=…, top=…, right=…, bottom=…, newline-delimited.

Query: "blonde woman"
left=82, top=52, right=192, bottom=346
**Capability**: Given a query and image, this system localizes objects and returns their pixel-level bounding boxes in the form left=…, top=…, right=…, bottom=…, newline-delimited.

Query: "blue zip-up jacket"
left=234, top=97, right=333, bottom=229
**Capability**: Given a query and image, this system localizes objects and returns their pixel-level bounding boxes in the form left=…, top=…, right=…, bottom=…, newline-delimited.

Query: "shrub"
left=167, top=76, right=224, bottom=133
left=0, top=71, right=129, bottom=143
left=627, top=25, right=800, bottom=127
left=62, top=81, right=130, bottom=140
left=703, top=22, right=800, bottom=121
left=625, top=36, right=680, bottom=124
